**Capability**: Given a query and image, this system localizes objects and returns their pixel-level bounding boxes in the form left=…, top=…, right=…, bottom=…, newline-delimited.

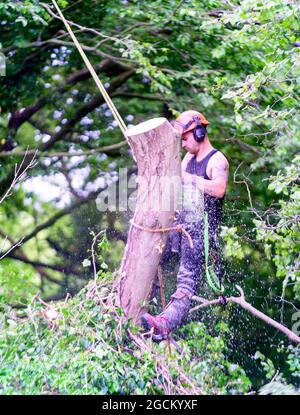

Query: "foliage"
left=255, top=348, right=300, bottom=395
left=0, top=261, right=38, bottom=306
left=0, top=0, right=299, bottom=393
left=254, top=155, right=300, bottom=300
left=0, top=276, right=251, bottom=395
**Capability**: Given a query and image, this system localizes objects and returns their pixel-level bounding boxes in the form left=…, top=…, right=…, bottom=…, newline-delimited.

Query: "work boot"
left=141, top=313, right=170, bottom=343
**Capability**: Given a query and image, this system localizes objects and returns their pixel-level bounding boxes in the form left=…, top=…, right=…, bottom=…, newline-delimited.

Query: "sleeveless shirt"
left=185, top=148, right=223, bottom=229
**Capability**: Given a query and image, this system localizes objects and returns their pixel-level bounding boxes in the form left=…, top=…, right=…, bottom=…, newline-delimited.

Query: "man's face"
left=181, top=130, right=200, bottom=154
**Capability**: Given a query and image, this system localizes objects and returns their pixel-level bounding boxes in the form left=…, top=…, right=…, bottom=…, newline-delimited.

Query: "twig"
left=91, top=230, right=106, bottom=283
left=190, top=284, right=300, bottom=344
left=226, top=137, right=262, bottom=155
left=0, top=238, right=24, bottom=261
left=0, top=149, right=38, bottom=205
left=84, top=230, right=106, bottom=301
left=233, top=162, right=262, bottom=220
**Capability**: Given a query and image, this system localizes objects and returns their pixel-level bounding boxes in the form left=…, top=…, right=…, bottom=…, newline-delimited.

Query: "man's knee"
left=170, top=288, right=193, bottom=301
left=168, top=288, right=193, bottom=312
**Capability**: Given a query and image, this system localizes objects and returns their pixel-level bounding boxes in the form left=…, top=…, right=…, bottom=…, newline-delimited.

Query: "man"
left=141, top=110, right=229, bottom=342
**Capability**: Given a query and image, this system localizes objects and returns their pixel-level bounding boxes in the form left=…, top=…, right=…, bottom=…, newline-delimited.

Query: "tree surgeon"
left=141, top=110, right=229, bottom=342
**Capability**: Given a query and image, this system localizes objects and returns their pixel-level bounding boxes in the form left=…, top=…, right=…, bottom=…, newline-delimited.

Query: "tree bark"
left=119, top=117, right=181, bottom=324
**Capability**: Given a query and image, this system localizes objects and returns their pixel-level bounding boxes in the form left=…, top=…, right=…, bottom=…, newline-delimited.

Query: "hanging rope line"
left=51, top=0, right=128, bottom=138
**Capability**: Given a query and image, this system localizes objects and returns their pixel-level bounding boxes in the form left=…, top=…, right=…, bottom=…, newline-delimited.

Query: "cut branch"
left=190, top=285, right=300, bottom=344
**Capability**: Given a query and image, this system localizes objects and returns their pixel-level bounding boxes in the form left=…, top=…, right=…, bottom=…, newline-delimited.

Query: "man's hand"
left=182, top=171, right=194, bottom=185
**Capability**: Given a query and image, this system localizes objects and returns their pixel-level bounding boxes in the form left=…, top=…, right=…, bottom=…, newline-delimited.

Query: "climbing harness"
left=130, top=216, right=225, bottom=295
left=51, top=0, right=128, bottom=138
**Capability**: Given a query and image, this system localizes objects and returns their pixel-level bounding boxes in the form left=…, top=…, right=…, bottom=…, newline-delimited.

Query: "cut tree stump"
left=119, top=117, right=181, bottom=324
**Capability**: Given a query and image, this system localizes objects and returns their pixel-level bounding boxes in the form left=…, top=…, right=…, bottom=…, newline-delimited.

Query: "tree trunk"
left=119, top=117, right=181, bottom=324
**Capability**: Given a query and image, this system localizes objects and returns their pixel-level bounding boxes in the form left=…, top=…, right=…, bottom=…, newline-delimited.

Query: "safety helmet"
left=174, top=110, right=209, bottom=135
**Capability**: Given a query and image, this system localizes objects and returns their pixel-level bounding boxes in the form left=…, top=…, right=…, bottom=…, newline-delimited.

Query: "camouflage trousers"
left=152, top=210, right=220, bottom=331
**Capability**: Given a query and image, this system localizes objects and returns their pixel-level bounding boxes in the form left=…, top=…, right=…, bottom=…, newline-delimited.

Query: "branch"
left=41, top=2, right=127, bottom=47
left=226, top=137, right=262, bottom=155
left=0, top=140, right=128, bottom=159
left=111, top=91, right=175, bottom=102
left=0, top=237, right=24, bottom=261
left=0, top=149, right=38, bottom=205
left=91, top=230, right=106, bottom=283
left=8, top=253, right=81, bottom=277
left=60, top=159, right=83, bottom=199
left=0, top=187, right=105, bottom=258
left=28, top=119, right=53, bottom=137
left=106, top=228, right=128, bottom=244
left=46, top=237, right=72, bottom=260
left=15, top=38, right=132, bottom=65
left=190, top=285, right=300, bottom=344
left=42, top=69, right=134, bottom=150
left=0, top=69, right=135, bottom=198
left=8, top=100, right=47, bottom=131
left=7, top=59, right=128, bottom=133
left=0, top=230, right=63, bottom=285
left=233, top=162, right=263, bottom=221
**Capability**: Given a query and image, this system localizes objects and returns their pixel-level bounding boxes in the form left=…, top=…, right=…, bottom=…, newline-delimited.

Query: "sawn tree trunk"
left=119, top=117, right=181, bottom=324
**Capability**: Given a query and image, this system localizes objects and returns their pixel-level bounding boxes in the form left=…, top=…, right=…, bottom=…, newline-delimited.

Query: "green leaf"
left=16, top=16, right=28, bottom=27
left=82, top=259, right=91, bottom=268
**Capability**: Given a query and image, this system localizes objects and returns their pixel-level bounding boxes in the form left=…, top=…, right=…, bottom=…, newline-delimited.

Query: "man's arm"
left=183, top=153, right=229, bottom=198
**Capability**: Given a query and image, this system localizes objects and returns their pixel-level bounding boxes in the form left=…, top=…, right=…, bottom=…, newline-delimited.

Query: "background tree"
left=0, top=0, right=299, bottom=390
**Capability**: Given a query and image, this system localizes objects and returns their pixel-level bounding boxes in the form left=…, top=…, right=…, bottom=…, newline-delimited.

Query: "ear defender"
left=175, top=114, right=208, bottom=141
left=192, top=116, right=207, bottom=142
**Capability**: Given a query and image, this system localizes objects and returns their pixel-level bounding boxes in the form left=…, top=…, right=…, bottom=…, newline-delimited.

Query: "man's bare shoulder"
left=208, top=151, right=229, bottom=179
left=210, top=151, right=229, bottom=168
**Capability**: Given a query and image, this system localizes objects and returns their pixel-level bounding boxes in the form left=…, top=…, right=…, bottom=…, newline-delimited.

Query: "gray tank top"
left=186, top=148, right=223, bottom=229
left=186, top=148, right=218, bottom=179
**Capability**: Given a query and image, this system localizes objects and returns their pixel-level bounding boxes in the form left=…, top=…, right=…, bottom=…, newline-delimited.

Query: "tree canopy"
left=0, top=0, right=299, bottom=394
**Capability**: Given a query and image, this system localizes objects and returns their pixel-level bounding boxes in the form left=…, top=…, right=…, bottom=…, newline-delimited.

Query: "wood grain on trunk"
left=119, top=118, right=181, bottom=324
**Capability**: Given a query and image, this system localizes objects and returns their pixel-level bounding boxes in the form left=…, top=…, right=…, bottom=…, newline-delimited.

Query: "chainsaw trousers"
left=157, top=215, right=206, bottom=331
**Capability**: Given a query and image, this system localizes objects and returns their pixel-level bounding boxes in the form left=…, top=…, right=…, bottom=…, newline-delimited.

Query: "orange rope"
left=129, top=220, right=194, bottom=249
